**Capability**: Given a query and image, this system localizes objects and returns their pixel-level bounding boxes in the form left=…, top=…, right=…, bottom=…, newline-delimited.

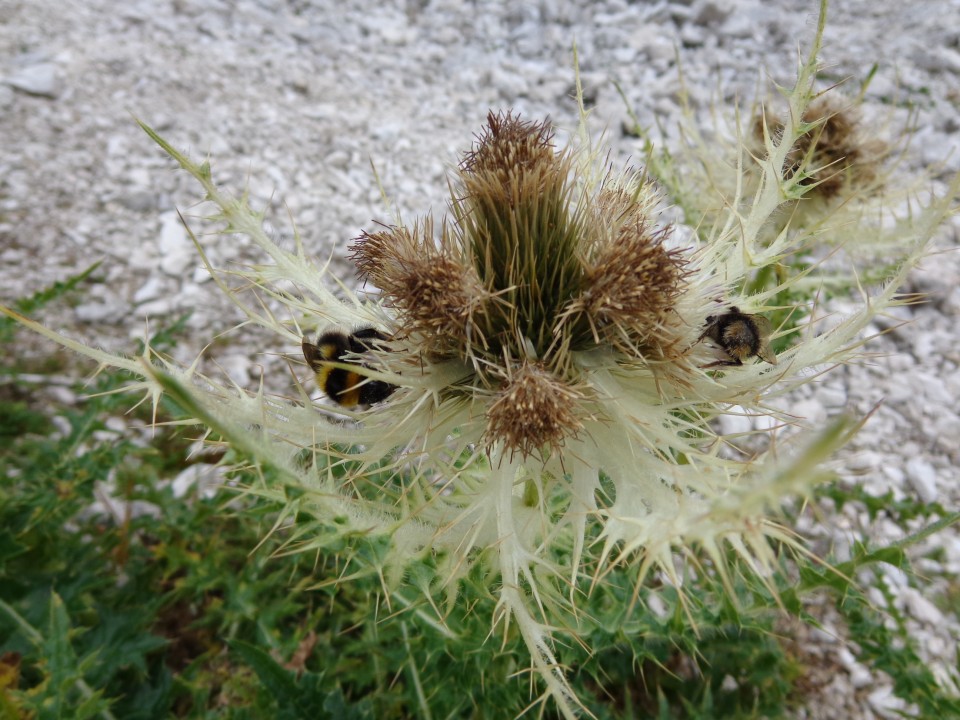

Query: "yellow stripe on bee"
left=337, top=370, right=364, bottom=407
left=312, top=366, right=365, bottom=407
left=313, top=364, right=333, bottom=389
left=317, top=341, right=342, bottom=360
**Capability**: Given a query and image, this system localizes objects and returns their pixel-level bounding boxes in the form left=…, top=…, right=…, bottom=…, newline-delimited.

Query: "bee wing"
left=302, top=340, right=324, bottom=370
left=750, top=315, right=778, bottom=365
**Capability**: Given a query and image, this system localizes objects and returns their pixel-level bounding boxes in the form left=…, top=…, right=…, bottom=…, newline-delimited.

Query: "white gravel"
left=2, top=0, right=959, bottom=716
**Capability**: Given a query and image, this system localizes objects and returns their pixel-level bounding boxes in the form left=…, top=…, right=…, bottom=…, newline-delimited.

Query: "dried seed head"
left=484, top=361, right=585, bottom=459
left=586, top=224, right=685, bottom=346
left=461, top=110, right=557, bottom=182
left=350, top=223, right=422, bottom=289
left=761, top=97, right=886, bottom=199
left=559, top=187, right=687, bottom=359
left=593, top=185, right=656, bottom=226
left=350, top=222, right=490, bottom=357
left=454, top=111, right=585, bottom=368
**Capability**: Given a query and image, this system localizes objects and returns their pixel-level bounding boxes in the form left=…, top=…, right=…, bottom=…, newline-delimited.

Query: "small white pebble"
left=171, top=464, right=222, bottom=500
left=790, top=398, right=827, bottom=426
left=899, top=587, right=947, bottom=626
left=646, top=592, right=670, bottom=620
left=133, top=276, right=165, bottom=304
left=104, top=416, right=127, bottom=433
left=905, top=457, right=938, bottom=504
left=718, top=406, right=752, bottom=437
left=814, top=385, right=847, bottom=409
left=837, top=647, right=874, bottom=689
left=868, top=685, right=910, bottom=718
left=158, top=211, right=193, bottom=276
left=6, top=62, right=60, bottom=97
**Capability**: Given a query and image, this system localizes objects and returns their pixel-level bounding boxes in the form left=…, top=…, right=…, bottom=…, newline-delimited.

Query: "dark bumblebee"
left=699, top=307, right=777, bottom=367
left=302, top=327, right=396, bottom=407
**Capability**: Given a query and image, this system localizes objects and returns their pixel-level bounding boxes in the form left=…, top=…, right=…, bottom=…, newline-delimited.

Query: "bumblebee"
left=302, top=327, right=396, bottom=407
left=699, top=307, right=777, bottom=367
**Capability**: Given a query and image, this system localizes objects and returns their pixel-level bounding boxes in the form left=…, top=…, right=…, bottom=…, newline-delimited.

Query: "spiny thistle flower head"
left=351, top=110, right=687, bottom=457
left=756, top=94, right=887, bottom=200
left=647, top=65, right=937, bottom=288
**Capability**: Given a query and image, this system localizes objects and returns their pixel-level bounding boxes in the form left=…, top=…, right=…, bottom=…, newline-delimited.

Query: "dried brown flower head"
left=350, top=111, right=689, bottom=457
left=560, top=188, right=687, bottom=360
left=484, top=362, right=585, bottom=459
left=759, top=96, right=886, bottom=199
left=350, top=222, right=492, bottom=356
left=460, top=110, right=558, bottom=180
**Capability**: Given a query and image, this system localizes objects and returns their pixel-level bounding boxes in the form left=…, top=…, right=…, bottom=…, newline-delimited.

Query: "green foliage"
left=0, top=261, right=101, bottom=348
left=821, top=481, right=953, bottom=525
left=839, top=579, right=960, bottom=717
left=803, top=483, right=960, bottom=716
left=562, top=572, right=797, bottom=720
left=2, top=274, right=958, bottom=720
left=0, top=279, right=563, bottom=719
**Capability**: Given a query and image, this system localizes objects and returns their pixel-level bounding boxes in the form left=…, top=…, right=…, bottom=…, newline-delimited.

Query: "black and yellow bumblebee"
left=302, top=327, right=396, bottom=407
left=699, top=307, right=777, bottom=367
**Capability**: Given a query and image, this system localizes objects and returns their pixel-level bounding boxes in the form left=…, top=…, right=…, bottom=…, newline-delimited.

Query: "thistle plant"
left=644, top=53, right=937, bottom=289
left=3, top=2, right=958, bottom=716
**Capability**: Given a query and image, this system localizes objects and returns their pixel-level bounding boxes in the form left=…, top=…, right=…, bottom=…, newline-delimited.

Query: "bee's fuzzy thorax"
left=699, top=307, right=777, bottom=367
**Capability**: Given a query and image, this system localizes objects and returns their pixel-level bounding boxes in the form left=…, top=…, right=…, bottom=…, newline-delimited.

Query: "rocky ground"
left=2, top=0, right=959, bottom=717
